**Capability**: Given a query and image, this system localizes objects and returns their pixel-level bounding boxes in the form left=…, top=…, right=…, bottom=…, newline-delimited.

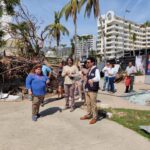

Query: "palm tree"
left=46, top=11, right=69, bottom=52
left=132, top=33, right=136, bottom=56
left=79, top=0, right=106, bottom=63
left=61, top=0, right=80, bottom=60
left=142, top=21, right=150, bottom=55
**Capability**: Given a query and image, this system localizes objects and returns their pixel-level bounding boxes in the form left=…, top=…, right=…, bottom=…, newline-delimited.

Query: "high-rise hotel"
left=97, top=11, right=150, bottom=60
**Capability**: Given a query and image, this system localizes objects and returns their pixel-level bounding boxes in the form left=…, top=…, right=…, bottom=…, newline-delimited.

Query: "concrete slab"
left=0, top=100, right=150, bottom=150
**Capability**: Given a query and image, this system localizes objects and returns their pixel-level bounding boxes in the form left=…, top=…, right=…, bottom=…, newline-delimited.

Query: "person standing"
left=56, top=62, right=64, bottom=98
left=26, top=64, right=49, bottom=121
left=62, top=57, right=79, bottom=112
left=102, top=62, right=110, bottom=91
left=80, top=57, right=100, bottom=124
left=126, top=62, right=136, bottom=92
left=108, top=63, right=116, bottom=93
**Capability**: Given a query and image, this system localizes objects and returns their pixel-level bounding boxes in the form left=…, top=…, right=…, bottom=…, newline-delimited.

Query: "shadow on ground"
left=44, top=97, right=64, bottom=105
left=40, top=107, right=62, bottom=117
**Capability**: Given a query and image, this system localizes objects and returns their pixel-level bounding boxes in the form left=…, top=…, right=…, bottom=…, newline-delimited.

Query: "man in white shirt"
left=126, top=62, right=136, bottom=92
left=102, top=62, right=110, bottom=91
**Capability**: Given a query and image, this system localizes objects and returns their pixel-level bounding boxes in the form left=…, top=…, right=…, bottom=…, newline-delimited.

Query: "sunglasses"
left=87, top=61, right=91, bottom=64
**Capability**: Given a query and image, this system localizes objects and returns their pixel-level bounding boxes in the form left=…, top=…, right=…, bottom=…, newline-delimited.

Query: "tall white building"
left=76, top=34, right=97, bottom=59
left=97, top=11, right=150, bottom=60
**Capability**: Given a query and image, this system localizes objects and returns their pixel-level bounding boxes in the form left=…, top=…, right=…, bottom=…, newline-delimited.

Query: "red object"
left=124, top=77, right=131, bottom=86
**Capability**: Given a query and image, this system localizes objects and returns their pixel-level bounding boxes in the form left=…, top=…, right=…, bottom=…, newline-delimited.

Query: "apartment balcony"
left=106, top=50, right=116, bottom=54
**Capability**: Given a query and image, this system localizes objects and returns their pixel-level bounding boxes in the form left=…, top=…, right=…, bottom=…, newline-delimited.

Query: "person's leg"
left=103, top=76, right=106, bottom=90
left=111, top=77, right=115, bottom=92
left=108, top=77, right=111, bottom=92
left=109, top=77, right=113, bottom=92
left=32, top=96, right=41, bottom=121
left=129, top=76, right=134, bottom=92
left=77, top=80, right=82, bottom=101
left=125, top=86, right=129, bottom=93
left=70, top=83, right=75, bottom=110
left=64, top=84, right=69, bottom=108
left=89, top=92, right=97, bottom=119
left=105, top=76, right=109, bottom=91
left=80, top=92, right=92, bottom=119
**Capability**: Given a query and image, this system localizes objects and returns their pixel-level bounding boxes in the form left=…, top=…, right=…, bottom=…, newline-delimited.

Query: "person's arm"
left=70, top=66, right=79, bottom=77
left=26, top=74, right=33, bottom=95
left=62, top=66, right=68, bottom=77
left=46, top=67, right=51, bottom=78
left=102, top=67, right=106, bottom=73
left=46, top=76, right=50, bottom=84
left=92, top=69, right=100, bottom=82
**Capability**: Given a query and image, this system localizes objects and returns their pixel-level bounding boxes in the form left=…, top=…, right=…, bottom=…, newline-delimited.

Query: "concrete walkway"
left=0, top=100, right=150, bottom=150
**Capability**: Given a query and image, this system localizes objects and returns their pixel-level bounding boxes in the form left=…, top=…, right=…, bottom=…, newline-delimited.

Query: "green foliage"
left=61, top=0, right=80, bottom=24
left=46, top=11, right=69, bottom=47
left=135, top=70, right=143, bottom=76
left=79, top=0, right=100, bottom=18
left=108, top=108, right=150, bottom=139
left=89, top=50, right=97, bottom=57
left=3, top=0, right=20, bottom=15
left=0, top=0, right=20, bottom=48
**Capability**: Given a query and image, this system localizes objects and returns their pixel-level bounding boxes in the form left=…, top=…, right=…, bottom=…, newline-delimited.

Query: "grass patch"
left=106, top=108, right=150, bottom=139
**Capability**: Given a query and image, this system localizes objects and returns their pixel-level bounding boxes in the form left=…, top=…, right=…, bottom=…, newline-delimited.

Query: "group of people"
left=26, top=57, right=100, bottom=124
left=102, top=61, right=136, bottom=93
left=26, top=57, right=136, bottom=124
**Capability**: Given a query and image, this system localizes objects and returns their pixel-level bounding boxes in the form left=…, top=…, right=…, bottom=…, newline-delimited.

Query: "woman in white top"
left=62, top=57, right=79, bottom=112
left=108, top=63, right=116, bottom=93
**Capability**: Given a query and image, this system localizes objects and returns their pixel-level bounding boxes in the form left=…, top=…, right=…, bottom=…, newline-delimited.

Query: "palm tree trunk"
left=99, top=0, right=106, bottom=64
left=74, top=21, right=77, bottom=61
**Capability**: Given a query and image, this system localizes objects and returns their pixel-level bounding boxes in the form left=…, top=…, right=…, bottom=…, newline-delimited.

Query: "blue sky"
left=21, top=0, right=150, bottom=46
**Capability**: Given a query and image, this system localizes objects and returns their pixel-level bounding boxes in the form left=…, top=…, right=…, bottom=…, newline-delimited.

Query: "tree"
left=0, top=0, right=20, bottom=48
left=46, top=11, right=69, bottom=49
left=79, top=0, right=106, bottom=63
left=142, top=21, right=150, bottom=55
left=132, top=33, right=136, bottom=56
left=61, top=0, right=80, bottom=60
left=6, top=4, right=49, bottom=57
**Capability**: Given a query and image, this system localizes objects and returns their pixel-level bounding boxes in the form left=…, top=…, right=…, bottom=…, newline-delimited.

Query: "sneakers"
left=62, top=106, right=70, bottom=110
left=70, top=107, right=75, bottom=112
left=37, top=113, right=41, bottom=118
left=32, top=115, right=37, bottom=121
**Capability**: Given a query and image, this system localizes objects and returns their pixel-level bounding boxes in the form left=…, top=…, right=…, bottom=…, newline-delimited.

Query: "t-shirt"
left=108, top=68, right=117, bottom=77
left=102, top=66, right=110, bottom=77
left=26, top=74, right=49, bottom=96
left=42, top=65, right=51, bottom=76
left=126, top=66, right=136, bottom=76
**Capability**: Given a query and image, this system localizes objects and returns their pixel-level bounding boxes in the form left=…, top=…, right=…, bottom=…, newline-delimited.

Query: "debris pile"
left=0, top=56, right=41, bottom=94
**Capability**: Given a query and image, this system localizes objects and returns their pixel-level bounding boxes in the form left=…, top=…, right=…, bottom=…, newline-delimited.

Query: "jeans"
left=103, top=76, right=109, bottom=90
left=129, top=76, right=135, bottom=92
left=108, top=77, right=115, bottom=92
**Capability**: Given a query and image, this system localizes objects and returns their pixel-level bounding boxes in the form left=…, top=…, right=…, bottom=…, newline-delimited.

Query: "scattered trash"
left=139, top=126, right=150, bottom=134
left=0, top=93, right=21, bottom=101
left=107, top=112, right=113, bottom=118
